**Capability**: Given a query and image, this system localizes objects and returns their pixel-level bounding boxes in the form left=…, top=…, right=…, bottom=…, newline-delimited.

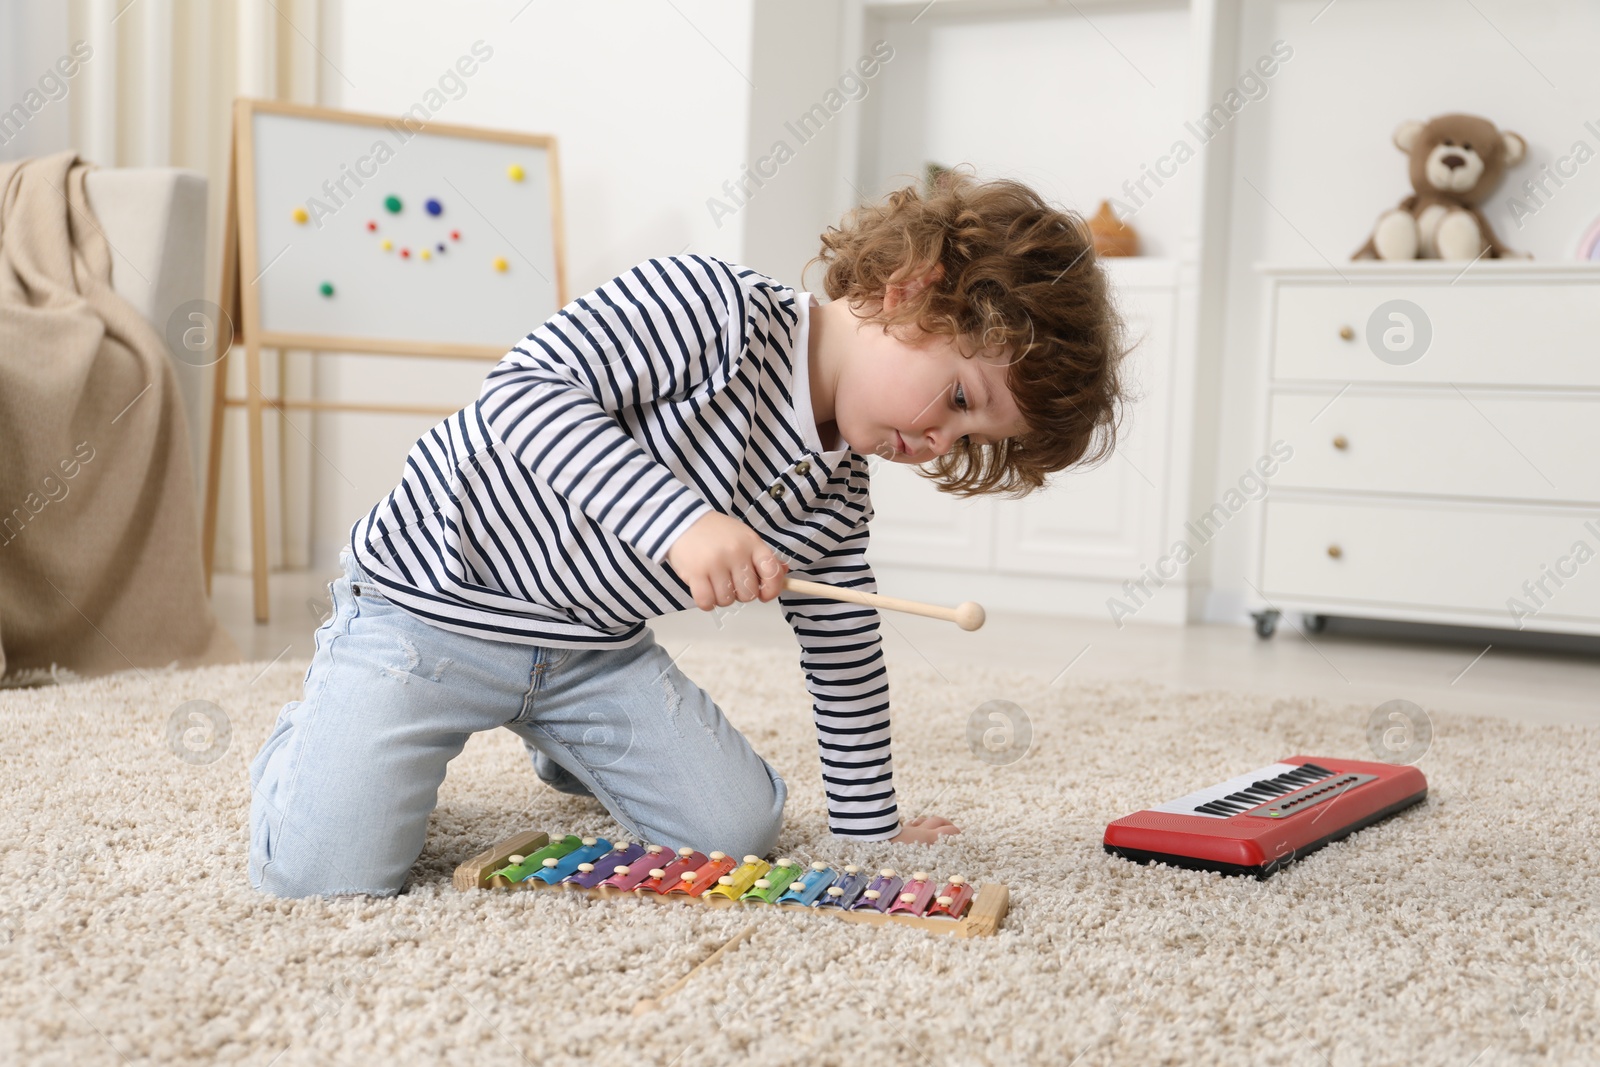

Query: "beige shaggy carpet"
left=1, top=644, right=1596, bottom=1066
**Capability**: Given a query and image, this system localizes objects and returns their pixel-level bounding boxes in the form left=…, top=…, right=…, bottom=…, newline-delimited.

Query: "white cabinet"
left=1250, top=263, right=1600, bottom=638
left=993, top=278, right=1170, bottom=582
left=867, top=257, right=1193, bottom=623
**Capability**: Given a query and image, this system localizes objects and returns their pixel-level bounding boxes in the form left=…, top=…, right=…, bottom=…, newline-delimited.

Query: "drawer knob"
left=1327, top=544, right=1343, bottom=560
left=1332, top=435, right=1349, bottom=450
left=1338, top=325, right=1355, bottom=341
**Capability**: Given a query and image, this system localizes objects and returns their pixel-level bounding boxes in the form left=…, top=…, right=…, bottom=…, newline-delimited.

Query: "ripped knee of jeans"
left=658, top=669, right=684, bottom=737
left=380, top=637, right=453, bottom=685
left=382, top=634, right=421, bottom=682
left=659, top=669, right=721, bottom=751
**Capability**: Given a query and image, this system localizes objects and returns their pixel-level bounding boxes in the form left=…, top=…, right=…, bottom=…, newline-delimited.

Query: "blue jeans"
left=248, top=549, right=787, bottom=898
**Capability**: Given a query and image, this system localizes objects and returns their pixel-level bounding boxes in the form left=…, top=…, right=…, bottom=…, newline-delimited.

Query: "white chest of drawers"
left=1250, top=263, right=1600, bottom=638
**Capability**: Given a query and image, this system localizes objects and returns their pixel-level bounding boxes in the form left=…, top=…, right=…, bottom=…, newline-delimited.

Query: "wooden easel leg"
left=202, top=346, right=228, bottom=594
left=245, top=337, right=270, bottom=623
left=210, top=111, right=241, bottom=598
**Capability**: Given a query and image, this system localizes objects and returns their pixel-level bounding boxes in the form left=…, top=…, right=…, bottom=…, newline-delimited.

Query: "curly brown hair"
left=805, top=168, right=1130, bottom=497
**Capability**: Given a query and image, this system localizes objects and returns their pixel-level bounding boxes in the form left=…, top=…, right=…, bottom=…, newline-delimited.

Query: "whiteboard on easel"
left=235, top=99, right=567, bottom=355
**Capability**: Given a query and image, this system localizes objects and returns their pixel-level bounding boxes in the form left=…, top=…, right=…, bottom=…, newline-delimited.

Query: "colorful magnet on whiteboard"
left=380, top=239, right=393, bottom=251
left=450, top=230, right=460, bottom=241
left=492, top=256, right=508, bottom=272
left=319, top=282, right=334, bottom=297
left=384, top=195, right=402, bottom=213
left=436, top=242, right=447, bottom=253
left=291, top=206, right=309, bottom=224
left=507, top=163, right=525, bottom=181
left=425, top=198, right=442, bottom=216
left=401, top=248, right=411, bottom=259
left=420, top=248, right=432, bottom=260
left=366, top=220, right=377, bottom=232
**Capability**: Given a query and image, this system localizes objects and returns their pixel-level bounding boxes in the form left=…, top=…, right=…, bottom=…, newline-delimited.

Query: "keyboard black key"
left=1299, top=763, right=1332, bottom=777
left=1253, top=780, right=1288, bottom=794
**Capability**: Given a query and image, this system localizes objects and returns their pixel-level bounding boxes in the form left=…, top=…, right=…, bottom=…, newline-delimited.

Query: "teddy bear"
left=1353, top=113, right=1528, bottom=261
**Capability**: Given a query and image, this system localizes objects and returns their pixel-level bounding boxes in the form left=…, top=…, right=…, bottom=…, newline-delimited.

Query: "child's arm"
left=777, top=520, right=904, bottom=842
left=476, top=256, right=732, bottom=566
left=677, top=504, right=958, bottom=843
left=665, top=510, right=788, bottom=612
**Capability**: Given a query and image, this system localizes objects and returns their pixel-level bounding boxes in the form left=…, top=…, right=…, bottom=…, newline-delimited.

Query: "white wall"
left=739, top=0, right=849, bottom=287
left=0, top=1, right=73, bottom=162
left=271, top=0, right=1600, bottom=614
left=1200, top=0, right=1600, bottom=622
left=306, top=0, right=756, bottom=567
left=857, top=1, right=1194, bottom=257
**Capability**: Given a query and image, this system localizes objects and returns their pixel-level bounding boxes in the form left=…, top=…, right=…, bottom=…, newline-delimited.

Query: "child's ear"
left=883, top=281, right=916, bottom=311
left=884, top=262, right=945, bottom=310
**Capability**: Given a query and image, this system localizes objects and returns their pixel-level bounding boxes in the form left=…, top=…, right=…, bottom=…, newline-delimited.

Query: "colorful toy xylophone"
left=453, top=829, right=1009, bottom=938
left=1104, top=754, right=1428, bottom=878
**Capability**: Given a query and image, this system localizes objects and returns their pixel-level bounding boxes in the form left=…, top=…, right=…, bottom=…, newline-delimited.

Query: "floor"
left=15, top=629, right=1593, bottom=1064
left=212, top=568, right=1599, bottom=727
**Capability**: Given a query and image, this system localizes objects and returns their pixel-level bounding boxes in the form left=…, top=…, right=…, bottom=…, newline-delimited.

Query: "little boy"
left=248, top=172, right=1126, bottom=897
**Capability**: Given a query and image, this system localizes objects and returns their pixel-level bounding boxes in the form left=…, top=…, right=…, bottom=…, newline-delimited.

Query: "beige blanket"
left=0, top=150, right=237, bottom=681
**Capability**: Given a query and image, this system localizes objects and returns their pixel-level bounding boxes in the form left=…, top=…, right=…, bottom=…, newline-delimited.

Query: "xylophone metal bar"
left=452, top=829, right=1010, bottom=939
left=453, top=829, right=550, bottom=891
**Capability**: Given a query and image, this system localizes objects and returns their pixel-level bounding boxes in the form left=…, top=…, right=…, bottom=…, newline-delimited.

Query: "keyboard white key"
left=1149, top=762, right=1331, bottom=819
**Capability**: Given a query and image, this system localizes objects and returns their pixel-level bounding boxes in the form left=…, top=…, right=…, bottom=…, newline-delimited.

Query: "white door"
left=993, top=283, right=1175, bottom=579
left=864, top=458, right=995, bottom=571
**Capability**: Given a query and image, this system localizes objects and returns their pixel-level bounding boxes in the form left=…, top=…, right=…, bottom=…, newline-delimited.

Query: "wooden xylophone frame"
left=453, top=829, right=1010, bottom=938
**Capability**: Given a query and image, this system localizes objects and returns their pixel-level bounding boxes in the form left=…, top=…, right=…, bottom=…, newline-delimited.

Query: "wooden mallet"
left=633, top=924, right=757, bottom=1014
left=782, top=577, right=986, bottom=631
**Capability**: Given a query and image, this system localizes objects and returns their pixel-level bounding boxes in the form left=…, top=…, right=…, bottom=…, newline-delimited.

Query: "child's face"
left=836, top=279, right=1030, bottom=464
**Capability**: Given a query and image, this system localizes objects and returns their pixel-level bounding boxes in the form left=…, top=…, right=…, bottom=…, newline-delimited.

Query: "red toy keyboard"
left=1103, top=755, right=1427, bottom=878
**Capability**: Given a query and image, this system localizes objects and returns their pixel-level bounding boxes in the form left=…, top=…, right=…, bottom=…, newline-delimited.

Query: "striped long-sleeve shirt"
left=349, top=254, right=898, bottom=839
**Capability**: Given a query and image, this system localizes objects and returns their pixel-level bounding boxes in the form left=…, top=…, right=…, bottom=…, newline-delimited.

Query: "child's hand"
left=888, top=816, right=962, bottom=844
left=666, top=512, right=788, bottom=611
